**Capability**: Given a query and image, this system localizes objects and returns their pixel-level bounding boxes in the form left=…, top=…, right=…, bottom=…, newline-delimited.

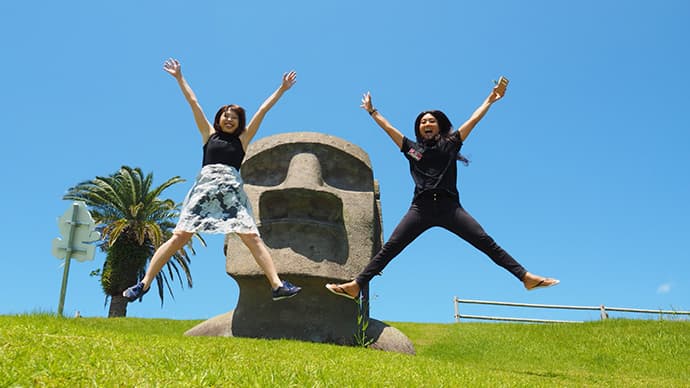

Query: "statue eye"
left=242, top=142, right=373, bottom=192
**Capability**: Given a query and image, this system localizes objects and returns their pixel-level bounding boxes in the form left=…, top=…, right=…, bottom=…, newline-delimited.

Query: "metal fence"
left=453, top=297, right=690, bottom=323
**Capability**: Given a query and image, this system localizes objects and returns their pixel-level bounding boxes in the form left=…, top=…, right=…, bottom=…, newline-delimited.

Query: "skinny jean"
left=356, top=191, right=527, bottom=285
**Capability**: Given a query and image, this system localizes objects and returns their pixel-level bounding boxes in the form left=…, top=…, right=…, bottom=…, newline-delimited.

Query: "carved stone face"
left=212, top=132, right=414, bottom=352
left=225, top=132, right=382, bottom=280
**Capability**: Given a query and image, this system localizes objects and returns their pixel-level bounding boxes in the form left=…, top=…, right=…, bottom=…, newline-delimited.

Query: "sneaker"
left=272, top=280, right=301, bottom=301
left=123, top=282, right=149, bottom=302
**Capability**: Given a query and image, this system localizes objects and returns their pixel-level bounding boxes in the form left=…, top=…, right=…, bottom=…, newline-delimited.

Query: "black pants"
left=356, top=191, right=527, bottom=285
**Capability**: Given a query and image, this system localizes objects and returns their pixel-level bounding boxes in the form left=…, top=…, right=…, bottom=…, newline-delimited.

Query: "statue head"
left=225, top=132, right=382, bottom=280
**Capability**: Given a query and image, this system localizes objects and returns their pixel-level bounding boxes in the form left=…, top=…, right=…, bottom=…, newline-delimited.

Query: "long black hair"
left=213, top=104, right=246, bottom=136
left=414, top=110, right=469, bottom=165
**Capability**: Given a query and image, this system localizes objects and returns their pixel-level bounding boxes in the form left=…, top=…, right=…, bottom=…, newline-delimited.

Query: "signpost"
left=51, top=201, right=100, bottom=316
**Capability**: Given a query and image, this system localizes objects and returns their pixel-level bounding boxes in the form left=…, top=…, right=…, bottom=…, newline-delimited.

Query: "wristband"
left=368, top=108, right=377, bottom=115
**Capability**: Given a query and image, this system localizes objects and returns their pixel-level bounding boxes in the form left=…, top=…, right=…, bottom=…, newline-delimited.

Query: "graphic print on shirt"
left=407, top=147, right=423, bottom=161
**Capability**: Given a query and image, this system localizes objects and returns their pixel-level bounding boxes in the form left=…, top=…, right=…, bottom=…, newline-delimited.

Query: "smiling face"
left=418, top=113, right=440, bottom=140
left=414, top=110, right=453, bottom=142
left=219, top=108, right=240, bottom=134
left=213, top=104, right=246, bottom=135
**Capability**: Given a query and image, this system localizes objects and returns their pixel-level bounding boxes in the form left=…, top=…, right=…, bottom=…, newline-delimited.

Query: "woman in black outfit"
left=326, top=81, right=558, bottom=299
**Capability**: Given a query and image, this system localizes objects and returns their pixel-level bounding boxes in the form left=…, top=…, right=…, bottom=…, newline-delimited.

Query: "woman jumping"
left=327, top=79, right=558, bottom=299
left=123, top=58, right=301, bottom=303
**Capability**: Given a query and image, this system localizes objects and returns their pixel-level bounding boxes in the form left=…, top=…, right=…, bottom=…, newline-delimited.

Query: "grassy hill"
left=1, top=315, right=687, bottom=386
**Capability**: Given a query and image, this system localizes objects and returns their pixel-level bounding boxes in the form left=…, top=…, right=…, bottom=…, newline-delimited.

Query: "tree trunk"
left=103, top=237, right=149, bottom=318
left=108, top=294, right=129, bottom=317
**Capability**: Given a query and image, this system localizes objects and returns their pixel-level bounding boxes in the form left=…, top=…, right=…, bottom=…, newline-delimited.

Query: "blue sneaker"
left=272, top=280, right=301, bottom=301
left=123, top=282, right=149, bottom=302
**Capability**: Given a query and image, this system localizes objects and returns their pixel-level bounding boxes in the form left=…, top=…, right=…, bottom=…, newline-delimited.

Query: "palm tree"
left=64, top=166, right=203, bottom=317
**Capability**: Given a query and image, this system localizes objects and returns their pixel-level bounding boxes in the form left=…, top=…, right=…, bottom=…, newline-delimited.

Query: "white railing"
left=453, top=297, right=690, bottom=323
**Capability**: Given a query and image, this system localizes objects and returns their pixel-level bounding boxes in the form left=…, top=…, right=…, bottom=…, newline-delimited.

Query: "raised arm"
left=163, top=58, right=213, bottom=143
left=241, top=71, right=297, bottom=149
left=457, top=82, right=506, bottom=142
left=361, top=92, right=404, bottom=150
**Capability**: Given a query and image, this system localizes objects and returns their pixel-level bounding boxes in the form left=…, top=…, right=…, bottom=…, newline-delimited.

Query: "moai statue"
left=186, top=132, right=414, bottom=354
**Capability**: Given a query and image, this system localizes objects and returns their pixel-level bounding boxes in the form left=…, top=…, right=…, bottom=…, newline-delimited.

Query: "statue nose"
left=283, top=153, right=324, bottom=188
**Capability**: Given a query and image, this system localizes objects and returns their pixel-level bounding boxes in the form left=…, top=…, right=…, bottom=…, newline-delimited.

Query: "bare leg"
left=237, top=233, right=283, bottom=289
left=140, top=230, right=194, bottom=290
left=522, top=271, right=560, bottom=290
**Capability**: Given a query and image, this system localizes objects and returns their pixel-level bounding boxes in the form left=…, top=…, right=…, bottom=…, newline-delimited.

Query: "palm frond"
left=63, top=165, right=199, bottom=307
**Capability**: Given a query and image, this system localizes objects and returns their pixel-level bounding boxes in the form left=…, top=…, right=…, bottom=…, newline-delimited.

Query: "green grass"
left=1, top=315, right=687, bottom=387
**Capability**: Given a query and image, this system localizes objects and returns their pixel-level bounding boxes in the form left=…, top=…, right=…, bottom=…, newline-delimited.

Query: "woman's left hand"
left=280, top=71, right=297, bottom=91
left=488, top=84, right=505, bottom=104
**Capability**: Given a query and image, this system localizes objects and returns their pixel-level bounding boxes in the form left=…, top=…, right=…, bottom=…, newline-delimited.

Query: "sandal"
left=325, top=283, right=358, bottom=300
left=526, top=278, right=560, bottom=291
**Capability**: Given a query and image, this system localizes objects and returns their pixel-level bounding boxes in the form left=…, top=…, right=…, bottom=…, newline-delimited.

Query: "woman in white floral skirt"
left=123, top=58, right=301, bottom=303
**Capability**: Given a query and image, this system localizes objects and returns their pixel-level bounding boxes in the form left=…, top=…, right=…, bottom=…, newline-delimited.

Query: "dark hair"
left=213, top=104, right=246, bottom=135
left=414, top=110, right=469, bottom=165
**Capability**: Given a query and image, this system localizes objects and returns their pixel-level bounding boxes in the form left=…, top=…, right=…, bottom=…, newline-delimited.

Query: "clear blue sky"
left=1, top=1, right=688, bottom=323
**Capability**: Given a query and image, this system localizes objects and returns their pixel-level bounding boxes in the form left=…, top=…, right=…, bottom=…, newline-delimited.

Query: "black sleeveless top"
left=202, top=131, right=245, bottom=170
left=400, top=132, right=463, bottom=200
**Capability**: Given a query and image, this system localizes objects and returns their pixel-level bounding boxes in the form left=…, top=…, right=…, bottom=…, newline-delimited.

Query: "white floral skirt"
left=175, top=164, right=259, bottom=235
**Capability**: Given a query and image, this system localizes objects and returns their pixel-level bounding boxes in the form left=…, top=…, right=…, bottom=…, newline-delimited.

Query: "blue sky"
left=1, top=1, right=688, bottom=323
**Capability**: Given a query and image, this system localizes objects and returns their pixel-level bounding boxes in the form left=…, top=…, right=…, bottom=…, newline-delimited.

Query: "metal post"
left=57, top=204, right=79, bottom=317
left=454, top=296, right=459, bottom=323
left=600, top=305, right=609, bottom=320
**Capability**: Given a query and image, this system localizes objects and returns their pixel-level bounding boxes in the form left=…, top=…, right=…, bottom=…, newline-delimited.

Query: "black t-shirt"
left=202, top=131, right=245, bottom=169
left=400, top=132, right=463, bottom=200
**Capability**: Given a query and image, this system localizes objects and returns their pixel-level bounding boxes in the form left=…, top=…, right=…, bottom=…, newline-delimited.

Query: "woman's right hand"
left=163, top=58, right=182, bottom=79
left=360, top=91, right=402, bottom=148
left=162, top=57, right=212, bottom=141
left=360, top=91, right=374, bottom=112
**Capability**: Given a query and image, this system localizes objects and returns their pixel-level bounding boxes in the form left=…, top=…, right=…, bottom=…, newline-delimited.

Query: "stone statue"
left=186, top=132, right=414, bottom=355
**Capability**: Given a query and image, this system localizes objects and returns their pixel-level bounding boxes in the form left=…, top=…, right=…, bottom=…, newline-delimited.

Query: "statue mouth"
left=257, top=188, right=348, bottom=264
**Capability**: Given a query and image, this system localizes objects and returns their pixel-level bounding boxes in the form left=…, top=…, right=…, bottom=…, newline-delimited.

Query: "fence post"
left=454, top=296, right=459, bottom=323
left=600, top=305, right=609, bottom=320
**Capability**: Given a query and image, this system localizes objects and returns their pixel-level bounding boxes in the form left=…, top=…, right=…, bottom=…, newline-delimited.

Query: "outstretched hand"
left=280, top=71, right=297, bottom=91
left=360, top=91, right=373, bottom=112
left=163, top=58, right=182, bottom=79
left=488, top=82, right=506, bottom=103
